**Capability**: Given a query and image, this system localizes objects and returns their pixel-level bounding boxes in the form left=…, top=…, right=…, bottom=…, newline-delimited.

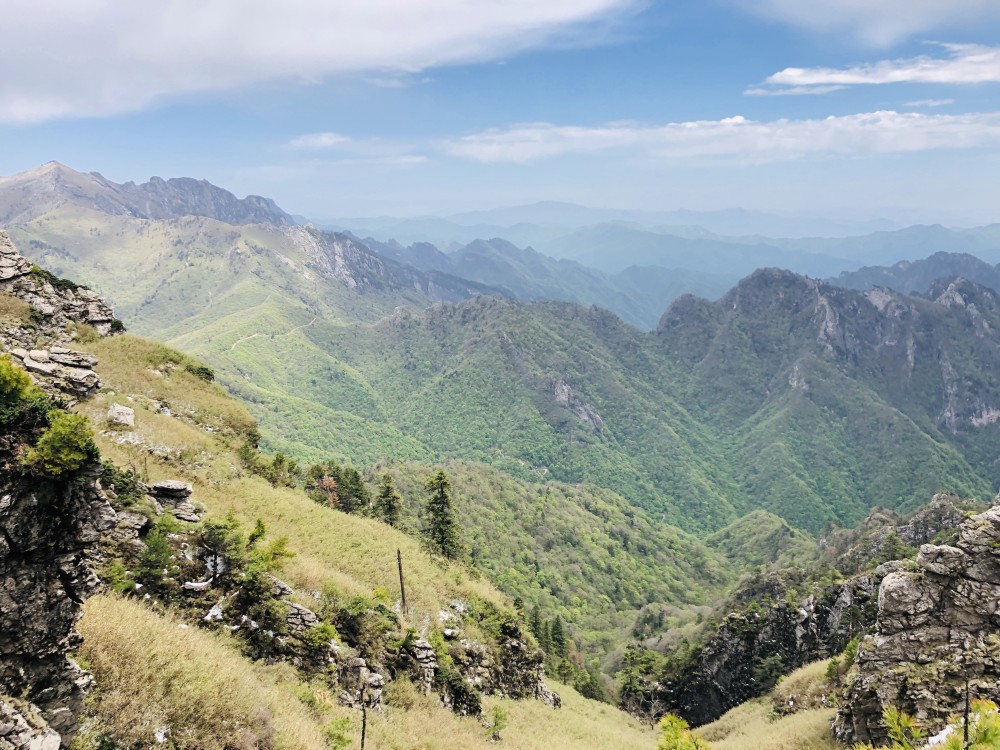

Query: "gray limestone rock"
left=0, top=230, right=122, bottom=344
left=150, top=481, right=201, bottom=523
left=836, top=503, right=1000, bottom=744
left=0, top=452, right=115, bottom=748
left=106, top=403, right=135, bottom=428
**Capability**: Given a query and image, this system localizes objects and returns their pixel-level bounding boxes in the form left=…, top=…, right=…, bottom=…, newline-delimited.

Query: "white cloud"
left=905, top=99, right=956, bottom=108
left=287, top=133, right=352, bottom=150
left=442, top=111, right=1000, bottom=164
left=745, top=85, right=846, bottom=97
left=733, top=0, right=1000, bottom=46
left=0, top=0, right=634, bottom=124
left=759, top=44, right=1000, bottom=92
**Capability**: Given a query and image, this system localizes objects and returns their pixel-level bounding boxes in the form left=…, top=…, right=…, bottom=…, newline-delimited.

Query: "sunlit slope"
left=73, top=333, right=660, bottom=749
left=80, top=596, right=656, bottom=750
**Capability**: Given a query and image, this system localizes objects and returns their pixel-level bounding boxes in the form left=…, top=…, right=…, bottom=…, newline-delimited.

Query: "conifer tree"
left=423, top=469, right=462, bottom=559
left=375, top=472, right=403, bottom=527
left=550, top=616, right=568, bottom=658
left=529, top=605, right=543, bottom=641
left=340, top=466, right=371, bottom=514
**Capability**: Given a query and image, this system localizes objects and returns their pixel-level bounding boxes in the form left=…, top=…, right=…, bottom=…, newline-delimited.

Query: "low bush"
left=24, top=410, right=97, bottom=477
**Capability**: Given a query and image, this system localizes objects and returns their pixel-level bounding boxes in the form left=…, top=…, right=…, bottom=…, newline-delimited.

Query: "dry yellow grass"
left=369, top=687, right=655, bottom=750
left=78, top=595, right=333, bottom=750
left=79, top=596, right=655, bottom=750
left=80, top=334, right=256, bottom=438
left=72, top=333, right=661, bottom=748
left=697, top=699, right=841, bottom=750
left=0, top=292, right=32, bottom=326
left=771, top=659, right=834, bottom=714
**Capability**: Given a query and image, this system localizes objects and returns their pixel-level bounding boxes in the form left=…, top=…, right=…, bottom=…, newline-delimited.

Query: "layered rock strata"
left=835, top=503, right=1000, bottom=744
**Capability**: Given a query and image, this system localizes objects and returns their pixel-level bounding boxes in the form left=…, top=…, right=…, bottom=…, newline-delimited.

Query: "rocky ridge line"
left=835, top=496, right=1000, bottom=744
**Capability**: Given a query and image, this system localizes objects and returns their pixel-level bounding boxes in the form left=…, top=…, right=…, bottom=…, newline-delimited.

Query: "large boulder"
left=835, top=504, right=1000, bottom=745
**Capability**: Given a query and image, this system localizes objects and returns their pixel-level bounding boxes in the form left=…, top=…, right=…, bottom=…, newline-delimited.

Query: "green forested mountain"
left=9, top=167, right=1000, bottom=745
left=7, top=178, right=1000, bottom=540
left=830, top=251, right=1000, bottom=295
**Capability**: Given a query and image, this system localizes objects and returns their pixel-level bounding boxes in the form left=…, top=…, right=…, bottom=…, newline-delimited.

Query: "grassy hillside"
left=79, top=596, right=657, bottom=750
left=72, top=333, right=656, bottom=748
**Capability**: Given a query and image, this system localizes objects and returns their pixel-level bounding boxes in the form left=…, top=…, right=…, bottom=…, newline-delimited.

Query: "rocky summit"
left=835, top=498, right=1000, bottom=744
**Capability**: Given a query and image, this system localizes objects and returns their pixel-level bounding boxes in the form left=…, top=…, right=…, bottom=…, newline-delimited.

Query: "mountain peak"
left=0, top=163, right=295, bottom=227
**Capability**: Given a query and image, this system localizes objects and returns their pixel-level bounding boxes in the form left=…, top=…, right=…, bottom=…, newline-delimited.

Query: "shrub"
left=851, top=705, right=926, bottom=750
left=29, top=264, right=84, bottom=291
left=434, top=665, right=482, bottom=716
left=0, top=353, right=41, bottom=406
left=304, top=623, right=339, bottom=653
left=184, top=362, right=215, bottom=382
left=24, top=410, right=97, bottom=476
left=100, top=462, right=145, bottom=506
left=658, top=714, right=712, bottom=750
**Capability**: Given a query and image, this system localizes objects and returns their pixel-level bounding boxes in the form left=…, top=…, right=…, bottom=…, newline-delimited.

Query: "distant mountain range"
left=0, top=161, right=296, bottom=226
left=830, top=251, right=1000, bottom=295
left=8, top=161, right=1000, bottom=689
left=330, top=201, right=902, bottom=243
left=361, top=235, right=735, bottom=329
left=4, top=162, right=999, bottom=538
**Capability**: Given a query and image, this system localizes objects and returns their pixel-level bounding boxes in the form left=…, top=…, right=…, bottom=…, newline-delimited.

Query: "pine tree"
left=550, top=616, right=568, bottom=658
left=424, top=469, right=462, bottom=559
left=375, top=473, right=403, bottom=527
left=340, top=466, right=371, bottom=514
left=529, top=606, right=544, bottom=642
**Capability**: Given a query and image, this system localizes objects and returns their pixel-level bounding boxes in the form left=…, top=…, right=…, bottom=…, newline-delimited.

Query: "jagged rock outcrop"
left=0, top=230, right=117, bottom=338
left=6, top=348, right=100, bottom=401
left=630, top=496, right=972, bottom=728
left=408, top=638, right=438, bottom=694
left=835, top=502, right=1000, bottom=744
left=0, top=450, right=116, bottom=747
left=627, top=569, right=880, bottom=727
left=338, top=657, right=385, bottom=711
left=0, top=699, right=62, bottom=749
left=0, top=229, right=123, bottom=403
left=149, top=480, right=201, bottom=523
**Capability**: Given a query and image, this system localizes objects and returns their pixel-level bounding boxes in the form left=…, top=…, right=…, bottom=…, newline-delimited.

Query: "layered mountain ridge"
left=0, top=161, right=295, bottom=226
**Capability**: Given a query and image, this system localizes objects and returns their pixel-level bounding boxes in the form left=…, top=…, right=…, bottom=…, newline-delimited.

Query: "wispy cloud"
left=0, top=0, right=636, bottom=123
left=905, top=98, right=956, bottom=108
left=745, top=85, right=846, bottom=97
left=731, top=0, right=1000, bottom=46
left=442, top=111, right=1000, bottom=164
left=754, top=43, right=1000, bottom=94
left=287, top=133, right=352, bottom=150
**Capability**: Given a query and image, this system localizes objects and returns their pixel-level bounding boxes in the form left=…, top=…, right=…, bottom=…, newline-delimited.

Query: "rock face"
left=0, top=229, right=122, bottom=403
left=835, top=503, right=1000, bottom=744
left=629, top=496, right=970, bottom=727
left=0, top=699, right=62, bottom=749
left=149, top=480, right=201, bottom=523
left=6, top=347, right=100, bottom=401
left=0, top=450, right=116, bottom=747
left=0, top=230, right=118, bottom=338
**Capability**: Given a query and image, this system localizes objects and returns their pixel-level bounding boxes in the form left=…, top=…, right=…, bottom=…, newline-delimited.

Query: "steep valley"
left=6, top=166, right=1000, bottom=749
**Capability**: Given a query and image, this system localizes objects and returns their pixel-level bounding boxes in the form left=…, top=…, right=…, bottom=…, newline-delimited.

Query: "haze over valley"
left=4, top=2, right=1000, bottom=749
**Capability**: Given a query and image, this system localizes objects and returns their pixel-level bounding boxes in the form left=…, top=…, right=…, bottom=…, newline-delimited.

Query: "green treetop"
left=423, top=469, right=462, bottom=559
left=375, top=473, right=403, bottom=527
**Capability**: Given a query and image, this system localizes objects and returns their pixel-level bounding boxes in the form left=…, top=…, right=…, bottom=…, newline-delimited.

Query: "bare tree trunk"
left=397, top=549, right=407, bottom=615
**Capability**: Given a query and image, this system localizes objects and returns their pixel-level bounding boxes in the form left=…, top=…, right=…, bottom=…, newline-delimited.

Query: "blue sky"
left=3, top=0, right=1000, bottom=224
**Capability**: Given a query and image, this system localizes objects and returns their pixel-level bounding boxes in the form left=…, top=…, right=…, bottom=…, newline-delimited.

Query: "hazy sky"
left=3, top=0, right=1000, bottom=223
